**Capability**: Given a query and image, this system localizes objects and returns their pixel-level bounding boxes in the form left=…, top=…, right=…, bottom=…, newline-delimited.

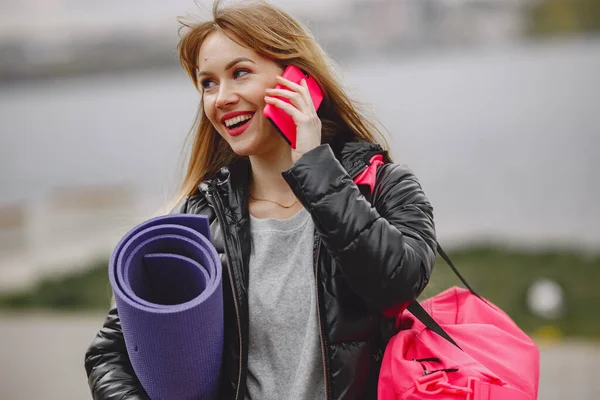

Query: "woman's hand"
left=265, top=75, right=322, bottom=163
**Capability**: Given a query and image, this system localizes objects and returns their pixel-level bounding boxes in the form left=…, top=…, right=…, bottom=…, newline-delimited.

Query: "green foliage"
left=0, top=259, right=113, bottom=311
left=527, top=0, right=600, bottom=36
left=1, top=246, right=599, bottom=338
left=419, top=246, right=600, bottom=338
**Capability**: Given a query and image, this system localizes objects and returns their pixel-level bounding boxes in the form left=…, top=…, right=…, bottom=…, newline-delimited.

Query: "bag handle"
left=406, top=241, right=483, bottom=351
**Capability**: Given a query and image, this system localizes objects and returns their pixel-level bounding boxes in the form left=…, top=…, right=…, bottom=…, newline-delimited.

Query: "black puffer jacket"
left=85, top=141, right=437, bottom=400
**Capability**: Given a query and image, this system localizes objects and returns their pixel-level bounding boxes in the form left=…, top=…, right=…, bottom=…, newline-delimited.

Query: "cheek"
left=202, top=94, right=217, bottom=123
left=250, top=80, right=272, bottom=105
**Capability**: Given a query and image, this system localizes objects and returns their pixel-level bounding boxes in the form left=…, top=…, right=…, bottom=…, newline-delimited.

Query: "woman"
left=85, top=1, right=437, bottom=399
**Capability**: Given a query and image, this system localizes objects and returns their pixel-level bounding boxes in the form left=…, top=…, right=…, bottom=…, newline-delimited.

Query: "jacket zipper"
left=313, top=235, right=331, bottom=400
left=209, top=187, right=244, bottom=400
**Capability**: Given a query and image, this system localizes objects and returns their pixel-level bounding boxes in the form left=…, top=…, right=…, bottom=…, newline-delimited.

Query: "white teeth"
left=225, top=114, right=253, bottom=127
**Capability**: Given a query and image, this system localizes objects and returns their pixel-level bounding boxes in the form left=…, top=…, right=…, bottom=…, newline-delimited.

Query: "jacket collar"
left=337, top=140, right=386, bottom=178
left=213, top=140, right=385, bottom=188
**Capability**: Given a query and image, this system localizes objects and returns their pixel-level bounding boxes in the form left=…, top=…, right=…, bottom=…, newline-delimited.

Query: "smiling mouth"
left=223, top=112, right=255, bottom=136
left=223, top=113, right=255, bottom=129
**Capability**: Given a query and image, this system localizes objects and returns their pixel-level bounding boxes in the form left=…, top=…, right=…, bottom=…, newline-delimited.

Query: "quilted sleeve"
left=282, top=144, right=436, bottom=312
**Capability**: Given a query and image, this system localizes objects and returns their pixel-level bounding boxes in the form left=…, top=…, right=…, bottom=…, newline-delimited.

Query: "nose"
left=215, top=83, right=239, bottom=110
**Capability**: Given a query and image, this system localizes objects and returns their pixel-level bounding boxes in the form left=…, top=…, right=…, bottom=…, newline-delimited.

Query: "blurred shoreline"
left=0, top=0, right=567, bottom=83
left=3, top=33, right=598, bottom=85
left=1, top=0, right=598, bottom=84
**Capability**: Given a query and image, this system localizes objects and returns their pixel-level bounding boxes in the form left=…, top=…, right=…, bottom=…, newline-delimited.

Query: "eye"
left=233, top=68, right=250, bottom=79
left=200, top=78, right=216, bottom=89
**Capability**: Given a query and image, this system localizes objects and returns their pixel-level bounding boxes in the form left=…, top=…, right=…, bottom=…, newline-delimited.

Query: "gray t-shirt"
left=245, top=207, right=326, bottom=400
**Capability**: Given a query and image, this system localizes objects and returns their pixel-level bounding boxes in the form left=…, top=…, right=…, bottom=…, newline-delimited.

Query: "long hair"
left=174, top=0, right=389, bottom=208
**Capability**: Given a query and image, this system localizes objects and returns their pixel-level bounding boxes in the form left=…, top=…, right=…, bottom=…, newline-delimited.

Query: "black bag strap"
left=435, top=242, right=482, bottom=300
left=406, top=301, right=463, bottom=350
left=405, top=241, right=482, bottom=351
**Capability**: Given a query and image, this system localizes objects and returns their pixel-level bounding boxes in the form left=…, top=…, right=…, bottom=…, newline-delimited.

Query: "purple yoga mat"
left=108, top=214, right=223, bottom=400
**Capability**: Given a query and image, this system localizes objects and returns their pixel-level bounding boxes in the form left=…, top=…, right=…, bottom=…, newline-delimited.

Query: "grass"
left=419, top=246, right=600, bottom=339
left=0, top=258, right=113, bottom=311
left=0, top=246, right=599, bottom=338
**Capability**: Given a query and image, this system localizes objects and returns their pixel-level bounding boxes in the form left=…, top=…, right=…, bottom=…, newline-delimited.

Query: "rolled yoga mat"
left=108, top=214, right=223, bottom=400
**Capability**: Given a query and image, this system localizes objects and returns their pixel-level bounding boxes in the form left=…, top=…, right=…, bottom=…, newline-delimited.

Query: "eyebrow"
left=197, top=57, right=256, bottom=77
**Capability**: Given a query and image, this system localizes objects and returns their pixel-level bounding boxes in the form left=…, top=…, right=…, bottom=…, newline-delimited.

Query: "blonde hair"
left=174, top=0, right=389, bottom=208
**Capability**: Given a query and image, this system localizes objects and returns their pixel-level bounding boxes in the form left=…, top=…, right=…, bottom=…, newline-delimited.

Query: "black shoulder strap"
left=406, top=301, right=462, bottom=350
left=436, top=242, right=482, bottom=300
left=405, top=241, right=482, bottom=351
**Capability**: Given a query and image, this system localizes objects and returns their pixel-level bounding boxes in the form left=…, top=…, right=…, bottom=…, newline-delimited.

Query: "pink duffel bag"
left=378, top=248, right=540, bottom=399
left=353, top=154, right=540, bottom=399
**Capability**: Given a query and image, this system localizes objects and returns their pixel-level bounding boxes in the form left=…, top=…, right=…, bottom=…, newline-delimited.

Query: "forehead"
left=198, top=31, right=257, bottom=69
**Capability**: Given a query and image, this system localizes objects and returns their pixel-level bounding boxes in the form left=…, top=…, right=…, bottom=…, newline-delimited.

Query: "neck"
left=248, top=145, right=295, bottom=200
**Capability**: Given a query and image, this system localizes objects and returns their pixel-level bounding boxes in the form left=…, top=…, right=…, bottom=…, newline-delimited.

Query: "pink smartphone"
left=263, top=65, right=324, bottom=148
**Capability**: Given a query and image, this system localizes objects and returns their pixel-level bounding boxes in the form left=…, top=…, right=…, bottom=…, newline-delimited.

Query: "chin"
left=229, top=144, right=256, bottom=157
left=226, top=129, right=286, bottom=157
left=226, top=134, right=264, bottom=157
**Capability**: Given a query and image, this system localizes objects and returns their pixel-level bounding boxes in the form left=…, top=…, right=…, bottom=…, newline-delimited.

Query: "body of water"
left=1, top=36, right=599, bottom=250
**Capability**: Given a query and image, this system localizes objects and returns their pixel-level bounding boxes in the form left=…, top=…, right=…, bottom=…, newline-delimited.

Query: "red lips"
left=220, top=111, right=255, bottom=125
left=221, top=111, right=255, bottom=137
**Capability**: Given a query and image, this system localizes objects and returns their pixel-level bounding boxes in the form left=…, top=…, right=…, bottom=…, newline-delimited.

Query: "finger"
left=275, top=75, right=304, bottom=93
left=300, top=79, right=316, bottom=109
left=264, top=95, right=303, bottom=121
left=264, top=88, right=305, bottom=111
left=275, top=75, right=313, bottom=111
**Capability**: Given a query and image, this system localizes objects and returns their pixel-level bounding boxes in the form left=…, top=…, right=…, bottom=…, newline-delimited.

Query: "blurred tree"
left=0, top=259, right=112, bottom=311
left=1, top=247, right=599, bottom=339
left=528, top=0, right=600, bottom=35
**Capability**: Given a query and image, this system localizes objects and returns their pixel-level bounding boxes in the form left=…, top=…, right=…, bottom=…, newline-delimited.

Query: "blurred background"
left=1, top=0, right=599, bottom=398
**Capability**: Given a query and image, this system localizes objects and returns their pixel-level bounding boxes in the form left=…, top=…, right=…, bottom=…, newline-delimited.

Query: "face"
left=198, top=30, right=285, bottom=157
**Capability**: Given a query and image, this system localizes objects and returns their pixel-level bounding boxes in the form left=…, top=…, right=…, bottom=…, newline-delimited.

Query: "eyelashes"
left=233, top=69, right=250, bottom=79
left=200, top=68, right=251, bottom=89
left=200, top=79, right=214, bottom=89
